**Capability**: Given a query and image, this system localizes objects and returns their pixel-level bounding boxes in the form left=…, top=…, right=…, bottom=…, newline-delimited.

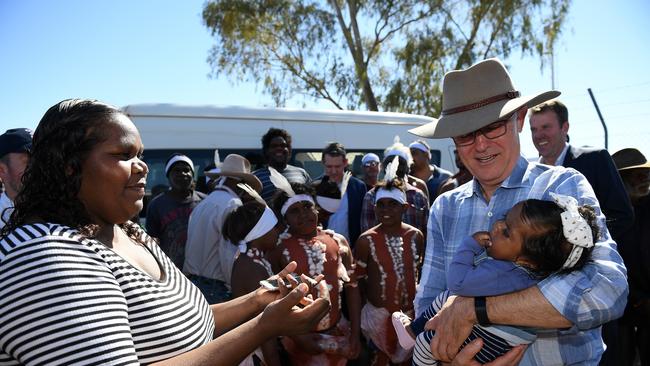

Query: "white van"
left=122, top=103, right=456, bottom=213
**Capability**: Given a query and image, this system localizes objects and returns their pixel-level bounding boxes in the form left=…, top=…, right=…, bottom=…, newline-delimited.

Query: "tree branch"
left=454, top=0, right=497, bottom=70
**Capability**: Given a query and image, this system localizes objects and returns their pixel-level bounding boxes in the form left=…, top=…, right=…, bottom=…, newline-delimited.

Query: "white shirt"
left=538, top=142, right=569, bottom=166
left=183, top=185, right=241, bottom=285
left=0, top=192, right=13, bottom=231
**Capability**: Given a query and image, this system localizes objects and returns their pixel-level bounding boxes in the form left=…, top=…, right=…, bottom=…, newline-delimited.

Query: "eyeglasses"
left=363, top=162, right=379, bottom=167
left=453, top=116, right=514, bottom=147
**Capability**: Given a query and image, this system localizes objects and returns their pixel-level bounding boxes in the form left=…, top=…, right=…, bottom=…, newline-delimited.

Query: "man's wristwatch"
left=474, top=296, right=491, bottom=326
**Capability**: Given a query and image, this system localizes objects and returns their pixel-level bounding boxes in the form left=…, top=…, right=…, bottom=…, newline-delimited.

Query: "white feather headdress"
left=268, top=166, right=296, bottom=197
left=237, top=183, right=266, bottom=205
left=384, top=156, right=400, bottom=182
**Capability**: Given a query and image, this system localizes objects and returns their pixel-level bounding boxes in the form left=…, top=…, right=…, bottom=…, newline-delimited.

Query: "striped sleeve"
left=0, top=225, right=139, bottom=365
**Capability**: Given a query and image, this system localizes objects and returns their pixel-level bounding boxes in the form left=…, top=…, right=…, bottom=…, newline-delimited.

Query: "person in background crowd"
left=0, top=128, right=32, bottom=230
left=355, top=173, right=424, bottom=366
left=183, top=154, right=263, bottom=304
left=0, top=98, right=329, bottom=365
left=361, top=153, right=381, bottom=190
left=529, top=100, right=634, bottom=365
left=436, top=150, right=472, bottom=196
left=316, top=142, right=367, bottom=245
left=613, top=148, right=650, bottom=366
left=360, top=153, right=429, bottom=238
left=410, top=58, right=627, bottom=364
left=196, top=162, right=217, bottom=194
left=146, top=153, right=206, bottom=269
left=254, top=128, right=311, bottom=203
left=409, top=139, right=452, bottom=205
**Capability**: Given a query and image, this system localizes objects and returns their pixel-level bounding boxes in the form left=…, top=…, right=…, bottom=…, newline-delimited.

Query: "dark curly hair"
left=518, top=199, right=600, bottom=277
left=261, top=128, right=292, bottom=153
left=1, top=99, right=141, bottom=242
left=223, top=201, right=268, bottom=245
left=270, top=183, right=315, bottom=219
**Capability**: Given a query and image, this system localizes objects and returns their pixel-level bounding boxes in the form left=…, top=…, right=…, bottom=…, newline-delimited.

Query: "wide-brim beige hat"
left=206, top=154, right=263, bottom=193
left=409, top=58, right=560, bottom=138
left=612, top=148, right=650, bottom=171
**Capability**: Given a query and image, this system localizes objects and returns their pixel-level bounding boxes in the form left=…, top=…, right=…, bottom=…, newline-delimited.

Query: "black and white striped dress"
left=0, top=223, right=215, bottom=365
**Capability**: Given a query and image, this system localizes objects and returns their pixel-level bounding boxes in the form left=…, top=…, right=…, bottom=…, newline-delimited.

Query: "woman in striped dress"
left=0, top=99, right=328, bottom=366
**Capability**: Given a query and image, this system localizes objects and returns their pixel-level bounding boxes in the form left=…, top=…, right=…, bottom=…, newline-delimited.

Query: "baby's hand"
left=472, top=231, right=491, bottom=248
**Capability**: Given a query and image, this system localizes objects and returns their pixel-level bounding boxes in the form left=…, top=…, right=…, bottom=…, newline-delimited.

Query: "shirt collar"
left=538, top=142, right=569, bottom=166
left=462, top=155, right=532, bottom=199
left=555, top=143, right=570, bottom=165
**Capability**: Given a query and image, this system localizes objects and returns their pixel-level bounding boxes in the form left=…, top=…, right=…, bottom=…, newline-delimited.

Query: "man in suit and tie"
left=529, top=99, right=634, bottom=365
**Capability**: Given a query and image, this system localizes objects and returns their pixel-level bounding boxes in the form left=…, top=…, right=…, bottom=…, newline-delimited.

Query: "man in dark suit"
left=530, top=100, right=634, bottom=365
left=317, top=142, right=367, bottom=246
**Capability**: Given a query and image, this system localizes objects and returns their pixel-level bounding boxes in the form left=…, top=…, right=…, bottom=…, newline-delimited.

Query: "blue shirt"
left=253, top=165, right=312, bottom=203
left=415, top=156, right=628, bottom=365
left=447, top=236, right=538, bottom=297
left=426, top=165, right=453, bottom=205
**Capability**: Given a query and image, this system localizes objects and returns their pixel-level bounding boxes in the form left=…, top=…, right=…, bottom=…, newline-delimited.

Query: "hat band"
left=442, top=91, right=520, bottom=116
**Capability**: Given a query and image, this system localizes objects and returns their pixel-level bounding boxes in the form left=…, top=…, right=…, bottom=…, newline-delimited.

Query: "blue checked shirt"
left=415, top=156, right=628, bottom=365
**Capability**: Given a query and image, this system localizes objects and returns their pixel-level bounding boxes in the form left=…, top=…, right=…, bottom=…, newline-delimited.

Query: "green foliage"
left=203, top=0, right=571, bottom=115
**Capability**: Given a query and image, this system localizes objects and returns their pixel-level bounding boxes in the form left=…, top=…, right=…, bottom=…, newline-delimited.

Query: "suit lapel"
left=562, top=144, right=576, bottom=167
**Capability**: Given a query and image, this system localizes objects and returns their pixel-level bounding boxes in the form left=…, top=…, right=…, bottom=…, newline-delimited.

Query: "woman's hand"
left=254, top=261, right=324, bottom=310
left=258, top=282, right=330, bottom=338
left=443, top=339, right=526, bottom=366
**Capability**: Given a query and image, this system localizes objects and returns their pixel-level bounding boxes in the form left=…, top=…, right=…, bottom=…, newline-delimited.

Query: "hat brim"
left=409, top=90, right=560, bottom=139
left=617, top=162, right=650, bottom=171
left=206, top=171, right=263, bottom=193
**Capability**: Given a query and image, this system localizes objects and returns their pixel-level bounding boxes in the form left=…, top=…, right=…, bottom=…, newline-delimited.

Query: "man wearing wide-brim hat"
left=410, top=58, right=627, bottom=365
left=183, top=154, right=263, bottom=304
left=612, top=148, right=650, bottom=366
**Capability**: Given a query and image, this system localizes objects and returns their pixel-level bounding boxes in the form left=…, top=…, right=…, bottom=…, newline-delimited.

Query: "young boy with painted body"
left=355, top=176, right=425, bottom=366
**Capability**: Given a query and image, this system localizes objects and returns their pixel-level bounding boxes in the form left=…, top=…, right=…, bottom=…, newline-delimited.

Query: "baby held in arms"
left=393, top=193, right=600, bottom=365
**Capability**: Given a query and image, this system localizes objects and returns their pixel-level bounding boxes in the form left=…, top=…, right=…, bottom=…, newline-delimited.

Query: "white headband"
left=409, top=142, right=430, bottom=154
left=375, top=187, right=407, bottom=205
left=316, top=196, right=341, bottom=213
left=239, top=206, right=278, bottom=252
left=384, top=149, right=409, bottom=162
left=281, top=194, right=315, bottom=216
left=165, top=155, right=194, bottom=175
left=549, top=193, right=595, bottom=269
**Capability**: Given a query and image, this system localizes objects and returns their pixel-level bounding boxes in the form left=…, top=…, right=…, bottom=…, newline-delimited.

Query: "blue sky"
left=1, top=0, right=649, bottom=159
